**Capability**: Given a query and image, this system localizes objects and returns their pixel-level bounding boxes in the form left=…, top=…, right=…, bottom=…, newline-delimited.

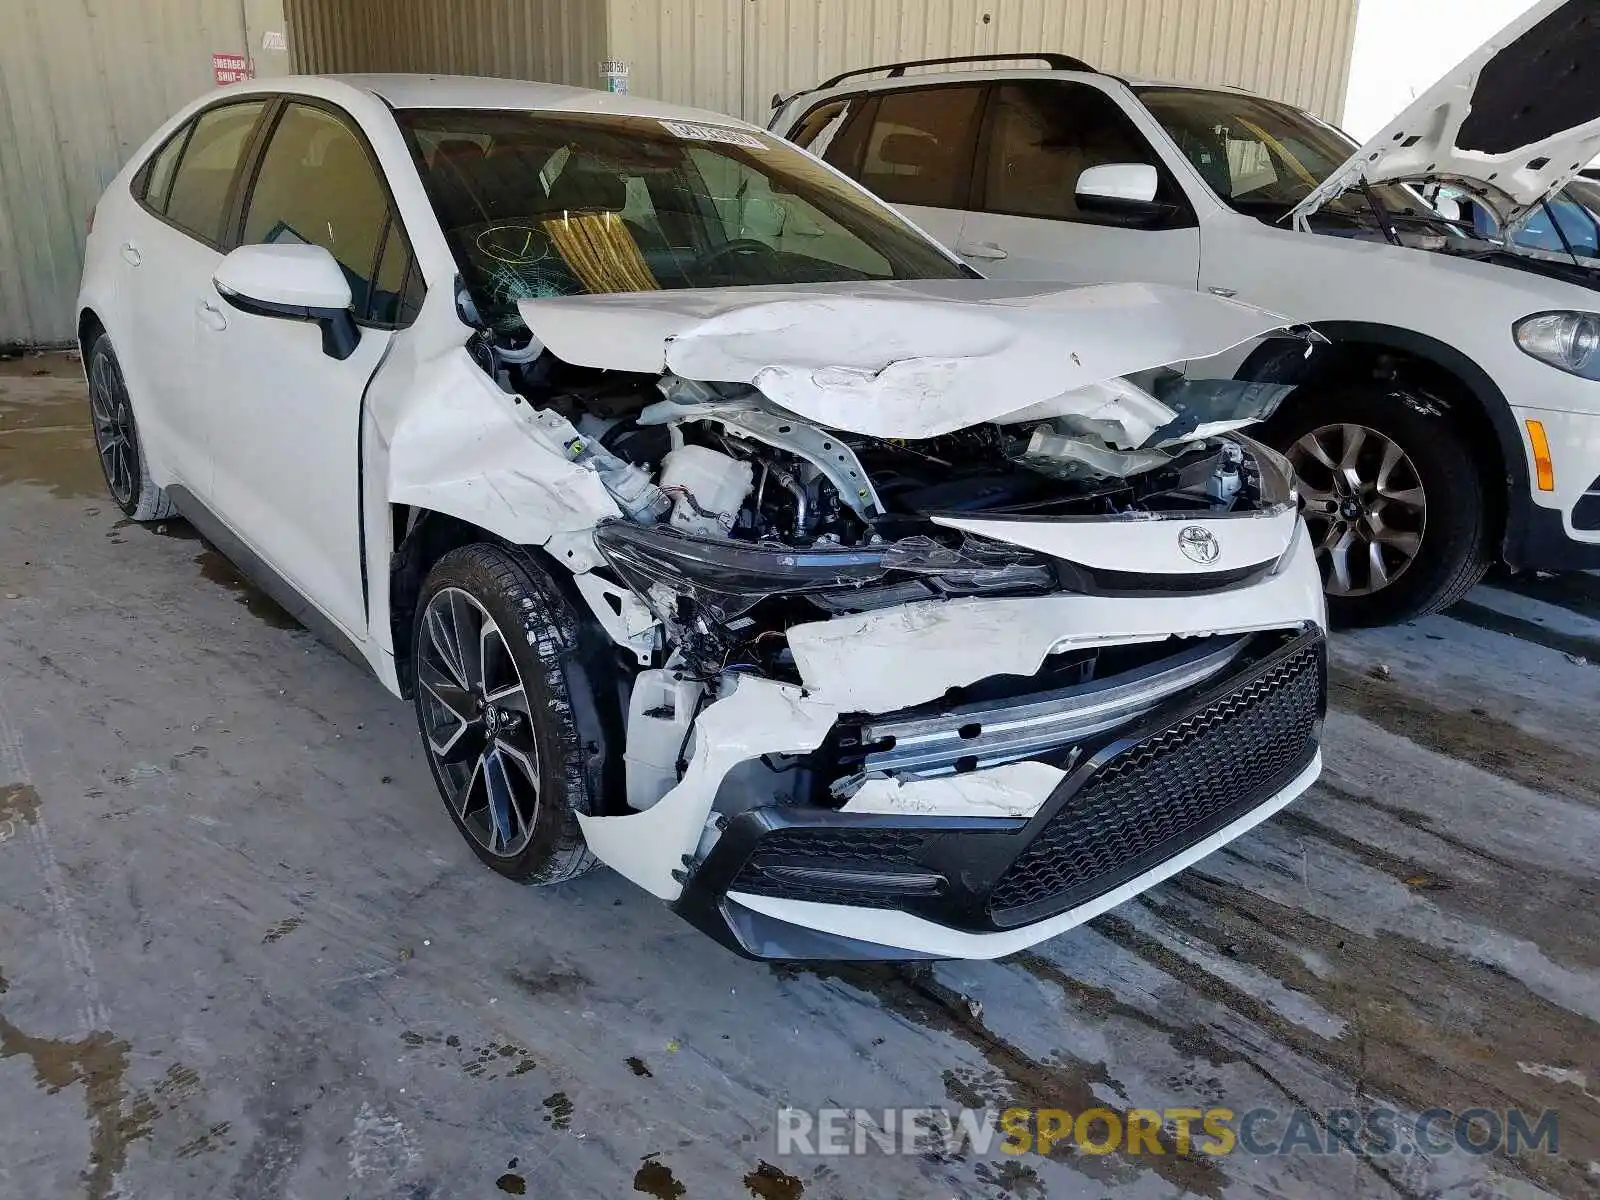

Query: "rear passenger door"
left=959, top=81, right=1201, bottom=287
left=798, top=85, right=985, bottom=251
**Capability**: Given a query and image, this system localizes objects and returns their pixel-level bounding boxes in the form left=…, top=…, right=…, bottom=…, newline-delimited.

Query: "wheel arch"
left=388, top=507, right=509, bottom=699
left=78, top=307, right=106, bottom=353
left=389, top=508, right=632, bottom=816
left=1236, top=322, right=1526, bottom=559
left=385, top=506, right=620, bottom=696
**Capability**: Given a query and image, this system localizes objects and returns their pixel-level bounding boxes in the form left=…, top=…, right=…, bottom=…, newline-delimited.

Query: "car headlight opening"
left=1515, top=311, right=1600, bottom=379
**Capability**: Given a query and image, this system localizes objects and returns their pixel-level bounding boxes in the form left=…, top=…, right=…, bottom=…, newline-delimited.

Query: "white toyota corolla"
left=78, top=74, right=1326, bottom=960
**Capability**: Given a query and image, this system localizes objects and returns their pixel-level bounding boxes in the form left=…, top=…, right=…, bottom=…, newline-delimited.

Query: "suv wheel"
left=1264, top=386, right=1489, bottom=627
left=411, top=544, right=600, bottom=884
left=86, top=331, right=177, bottom=521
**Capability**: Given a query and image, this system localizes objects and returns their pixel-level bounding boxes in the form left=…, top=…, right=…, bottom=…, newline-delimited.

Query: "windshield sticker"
left=659, top=119, right=765, bottom=149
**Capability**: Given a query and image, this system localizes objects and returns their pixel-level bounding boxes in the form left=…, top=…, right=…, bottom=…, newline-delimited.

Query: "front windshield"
left=1136, top=88, right=1417, bottom=223
left=1519, top=179, right=1600, bottom=259
left=1438, top=178, right=1600, bottom=260
left=396, top=109, right=968, bottom=331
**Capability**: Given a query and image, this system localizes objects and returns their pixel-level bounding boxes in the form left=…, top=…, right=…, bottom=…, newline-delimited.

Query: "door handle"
left=955, top=240, right=1008, bottom=261
left=1207, top=286, right=1238, bottom=298
left=120, top=242, right=142, bottom=267
left=197, top=299, right=228, bottom=331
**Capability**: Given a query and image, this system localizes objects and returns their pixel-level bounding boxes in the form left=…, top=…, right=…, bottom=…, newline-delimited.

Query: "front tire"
left=85, top=331, right=176, bottom=521
left=1263, top=386, right=1489, bottom=627
left=411, top=544, right=600, bottom=884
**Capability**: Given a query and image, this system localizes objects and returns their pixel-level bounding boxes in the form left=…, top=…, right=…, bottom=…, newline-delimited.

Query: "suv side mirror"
left=1075, top=163, right=1177, bottom=227
left=214, top=243, right=360, bottom=360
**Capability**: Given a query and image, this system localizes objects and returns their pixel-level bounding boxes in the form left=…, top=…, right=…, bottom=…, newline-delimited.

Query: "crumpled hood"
left=1293, top=0, right=1600, bottom=228
left=518, top=279, right=1287, bottom=439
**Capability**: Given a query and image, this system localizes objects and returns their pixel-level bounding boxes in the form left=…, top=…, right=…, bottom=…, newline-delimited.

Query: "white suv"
left=773, top=0, right=1600, bottom=626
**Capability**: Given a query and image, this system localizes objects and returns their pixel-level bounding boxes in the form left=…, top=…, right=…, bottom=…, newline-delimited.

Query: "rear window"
left=396, top=109, right=967, bottom=332
left=139, top=129, right=189, bottom=214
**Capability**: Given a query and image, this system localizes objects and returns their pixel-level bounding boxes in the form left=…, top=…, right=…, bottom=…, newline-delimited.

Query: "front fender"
left=377, top=348, right=621, bottom=568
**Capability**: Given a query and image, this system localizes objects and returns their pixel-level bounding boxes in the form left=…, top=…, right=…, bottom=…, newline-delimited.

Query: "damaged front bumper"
left=578, top=522, right=1327, bottom=960
left=680, top=625, right=1324, bottom=960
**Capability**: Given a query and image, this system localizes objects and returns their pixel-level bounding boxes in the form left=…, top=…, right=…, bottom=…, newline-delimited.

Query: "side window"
left=163, top=101, right=268, bottom=244
left=242, top=102, right=395, bottom=322
left=816, top=97, right=875, bottom=179
left=979, top=83, right=1187, bottom=224
left=858, top=86, right=985, bottom=209
left=139, top=128, right=190, bottom=214
left=371, top=218, right=425, bottom=326
left=788, top=99, right=850, bottom=156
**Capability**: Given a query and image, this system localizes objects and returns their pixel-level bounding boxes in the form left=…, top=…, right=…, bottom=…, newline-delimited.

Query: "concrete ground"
left=0, top=351, right=1596, bottom=1200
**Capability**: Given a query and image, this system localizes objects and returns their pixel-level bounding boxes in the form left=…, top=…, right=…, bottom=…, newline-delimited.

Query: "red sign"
left=213, top=51, right=251, bottom=86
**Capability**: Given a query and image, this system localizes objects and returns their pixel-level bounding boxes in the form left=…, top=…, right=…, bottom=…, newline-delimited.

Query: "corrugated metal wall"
left=287, top=0, right=606, bottom=90
left=606, top=0, right=753, bottom=117
left=287, top=0, right=1356, bottom=126
left=0, top=0, right=291, bottom=346
left=609, top=0, right=1357, bottom=125
left=3, top=0, right=1356, bottom=345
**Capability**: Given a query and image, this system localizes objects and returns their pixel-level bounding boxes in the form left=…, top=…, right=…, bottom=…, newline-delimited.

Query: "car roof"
left=295, top=72, right=768, bottom=130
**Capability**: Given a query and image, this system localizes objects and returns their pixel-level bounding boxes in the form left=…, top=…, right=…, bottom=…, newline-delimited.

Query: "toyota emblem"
left=1178, top=526, right=1220, bottom=565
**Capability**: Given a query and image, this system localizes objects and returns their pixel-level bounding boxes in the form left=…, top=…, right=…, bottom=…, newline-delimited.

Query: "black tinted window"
left=980, top=82, right=1184, bottom=222
left=371, top=218, right=425, bottom=326
left=164, top=101, right=267, bottom=243
left=141, top=129, right=188, bottom=214
left=788, top=100, right=849, bottom=153
left=858, top=86, right=985, bottom=209
left=242, top=103, right=393, bottom=320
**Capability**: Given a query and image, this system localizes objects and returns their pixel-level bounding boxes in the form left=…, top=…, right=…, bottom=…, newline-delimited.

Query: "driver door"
left=199, top=100, right=420, bottom=642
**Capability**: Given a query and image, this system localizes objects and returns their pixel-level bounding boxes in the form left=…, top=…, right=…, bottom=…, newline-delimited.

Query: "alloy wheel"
left=417, top=587, right=540, bottom=857
left=1288, top=423, right=1427, bottom=597
left=89, top=350, right=137, bottom=507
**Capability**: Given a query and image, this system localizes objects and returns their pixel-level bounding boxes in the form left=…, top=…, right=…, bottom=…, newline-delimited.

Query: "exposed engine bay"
left=480, top=331, right=1301, bottom=807
left=374, top=276, right=1327, bottom=954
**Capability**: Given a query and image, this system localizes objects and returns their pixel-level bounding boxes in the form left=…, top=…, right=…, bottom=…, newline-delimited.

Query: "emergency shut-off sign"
left=213, top=51, right=250, bottom=85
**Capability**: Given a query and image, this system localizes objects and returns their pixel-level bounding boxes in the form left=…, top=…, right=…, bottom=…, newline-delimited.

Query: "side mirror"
left=1075, top=163, right=1177, bottom=227
left=213, top=243, right=360, bottom=360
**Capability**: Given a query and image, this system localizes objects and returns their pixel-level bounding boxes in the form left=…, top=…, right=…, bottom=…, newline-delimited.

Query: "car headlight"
left=1514, top=311, right=1600, bottom=379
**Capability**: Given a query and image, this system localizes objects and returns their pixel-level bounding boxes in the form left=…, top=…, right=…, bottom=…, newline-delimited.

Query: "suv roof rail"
left=815, top=52, right=1095, bottom=92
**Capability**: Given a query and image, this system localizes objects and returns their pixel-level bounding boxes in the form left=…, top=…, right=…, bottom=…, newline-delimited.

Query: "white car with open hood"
left=78, top=74, right=1325, bottom=960
left=774, top=0, right=1600, bottom=628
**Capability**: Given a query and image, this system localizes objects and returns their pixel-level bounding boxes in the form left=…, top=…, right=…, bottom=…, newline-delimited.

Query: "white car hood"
left=518, top=279, right=1286, bottom=439
left=1293, top=0, right=1600, bottom=227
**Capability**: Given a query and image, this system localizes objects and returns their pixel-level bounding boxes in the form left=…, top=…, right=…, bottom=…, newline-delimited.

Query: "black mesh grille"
left=987, top=640, right=1323, bottom=925
left=749, top=828, right=931, bottom=865
left=730, top=827, right=937, bottom=907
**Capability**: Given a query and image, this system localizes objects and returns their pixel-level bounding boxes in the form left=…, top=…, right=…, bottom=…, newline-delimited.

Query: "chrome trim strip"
left=856, top=637, right=1247, bottom=780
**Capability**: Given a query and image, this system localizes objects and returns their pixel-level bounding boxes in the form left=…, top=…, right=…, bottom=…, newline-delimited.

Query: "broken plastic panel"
left=591, top=522, right=1056, bottom=625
